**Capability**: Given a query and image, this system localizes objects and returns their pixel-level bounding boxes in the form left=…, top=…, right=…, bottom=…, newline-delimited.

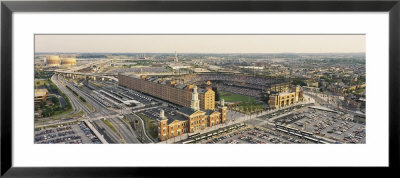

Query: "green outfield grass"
left=219, top=91, right=257, bottom=103
left=218, top=91, right=267, bottom=114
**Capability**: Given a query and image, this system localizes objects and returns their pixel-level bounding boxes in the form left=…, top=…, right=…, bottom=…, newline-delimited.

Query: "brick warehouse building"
left=118, top=74, right=215, bottom=110
left=158, top=87, right=227, bottom=141
left=118, top=74, right=226, bottom=141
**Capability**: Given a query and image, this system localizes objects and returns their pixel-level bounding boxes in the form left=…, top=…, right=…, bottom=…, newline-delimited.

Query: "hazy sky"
left=35, top=35, right=365, bottom=54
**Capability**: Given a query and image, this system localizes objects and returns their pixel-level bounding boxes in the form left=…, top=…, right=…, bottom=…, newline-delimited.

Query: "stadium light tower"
left=174, top=51, right=178, bottom=62
left=253, top=63, right=256, bottom=77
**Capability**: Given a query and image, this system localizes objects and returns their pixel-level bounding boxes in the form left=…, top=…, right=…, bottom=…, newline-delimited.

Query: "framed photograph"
left=1, top=0, right=399, bottom=177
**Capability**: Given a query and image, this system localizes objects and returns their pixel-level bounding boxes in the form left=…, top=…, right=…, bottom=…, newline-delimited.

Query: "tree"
left=40, top=101, right=46, bottom=108
left=292, top=79, right=307, bottom=86
left=50, top=96, right=58, bottom=104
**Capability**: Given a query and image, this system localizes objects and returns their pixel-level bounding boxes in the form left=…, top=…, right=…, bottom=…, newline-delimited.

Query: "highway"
left=35, top=75, right=93, bottom=127
left=51, top=74, right=92, bottom=115
left=45, top=75, right=145, bottom=144
left=59, top=76, right=117, bottom=118
left=63, top=78, right=142, bottom=143
left=62, top=77, right=147, bottom=144
left=107, top=117, right=141, bottom=143
left=54, top=59, right=118, bottom=81
left=92, top=119, right=123, bottom=143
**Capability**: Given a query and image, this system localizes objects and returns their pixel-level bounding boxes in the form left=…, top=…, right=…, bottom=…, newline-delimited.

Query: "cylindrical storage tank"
left=61, top=57, right=77, bottom=66
left=46, top=56, right=60, bottom=66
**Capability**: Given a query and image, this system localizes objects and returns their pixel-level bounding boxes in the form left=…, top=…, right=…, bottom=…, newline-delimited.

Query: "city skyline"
left=34, top=34, right=366, bottom=145
left=35, top=35, right=365, bottom=54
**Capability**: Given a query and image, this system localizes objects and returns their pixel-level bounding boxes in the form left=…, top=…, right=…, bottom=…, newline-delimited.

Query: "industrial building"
left=60, top=56, right=77, bottom=66
left=45, top=56, right=60, bottom=66
left=45, top=55, right=76, bottom=66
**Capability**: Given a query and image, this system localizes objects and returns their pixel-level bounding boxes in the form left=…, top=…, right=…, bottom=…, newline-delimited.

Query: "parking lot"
left=34, top=122, right=102, bottom=144
left=179, top=105, right=365, bottom=144
left=257, top=103, right=314, bottom=121
left=198, top=125, right=313, bottom=144
left=138, top=104, right=180, bottom=121
left=273, top=108, right=366, bottom=144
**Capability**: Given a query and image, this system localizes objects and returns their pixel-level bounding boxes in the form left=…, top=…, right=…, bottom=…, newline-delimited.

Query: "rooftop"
left=178, top=107, right=197, bottom=116
left=205, top=110, right=219, bottom=115
left=34, top=88, right=48, bottom=97
left=176, top=84, right=186, bottom=89
left=167, top=114, right=188, bottom=124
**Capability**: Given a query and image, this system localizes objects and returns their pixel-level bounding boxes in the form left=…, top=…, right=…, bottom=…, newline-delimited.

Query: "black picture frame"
left=1, top=0, right=399, bottom=177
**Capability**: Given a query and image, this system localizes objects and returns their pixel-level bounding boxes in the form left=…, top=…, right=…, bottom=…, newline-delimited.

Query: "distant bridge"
left=53, top=59, right=118, bottom=82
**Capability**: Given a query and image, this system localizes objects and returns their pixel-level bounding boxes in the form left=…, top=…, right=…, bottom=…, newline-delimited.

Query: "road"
left=53, top=75, right=92, bottom=114
left=107, top=117, right=141, bottom=143
left=92, top=119, right=123, bottom=143
left=37, top=75, right=145, bottom=144
left=35, top=75, right=90, bottom=125
left=60, top=76, right=117, bottom=118
left=126, top=114, right=154, bottom=143
left=61, top=77, right=145, bottom=144
left=34, top=75, right=93, bottom=127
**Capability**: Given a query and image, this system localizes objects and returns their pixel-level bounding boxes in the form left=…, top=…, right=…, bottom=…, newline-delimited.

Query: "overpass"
left=54, top=71, right=118, bottom=82
left=68, top=59, right=113, bottom=72
left=53, top=59, right=118, bottom=82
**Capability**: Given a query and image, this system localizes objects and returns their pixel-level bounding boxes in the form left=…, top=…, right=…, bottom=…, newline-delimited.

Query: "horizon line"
left=34, top=52, right=366, bottom=54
